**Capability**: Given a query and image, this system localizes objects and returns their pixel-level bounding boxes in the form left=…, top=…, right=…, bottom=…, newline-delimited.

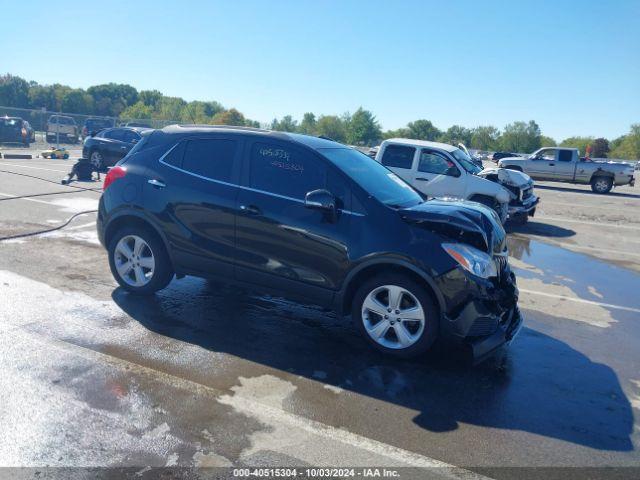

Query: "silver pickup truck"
left=498, top=147, right=635, bottom=193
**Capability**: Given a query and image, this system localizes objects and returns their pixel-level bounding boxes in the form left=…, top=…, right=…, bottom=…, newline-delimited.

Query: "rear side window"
left=381, top=145, right=415, bottom=169
left=104, top=129, right=125, bottom=141
left=182, top=138, right=237, bottom=182
left=249, top=142, right=325, bottom=199
left=558, top=150, right=573, bottom=162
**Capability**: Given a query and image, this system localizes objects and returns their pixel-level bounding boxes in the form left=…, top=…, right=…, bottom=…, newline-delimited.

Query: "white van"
left=375, top=138, right=538, bottom=223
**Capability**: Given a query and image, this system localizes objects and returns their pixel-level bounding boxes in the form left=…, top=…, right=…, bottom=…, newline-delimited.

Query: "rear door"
left=234, top=139, right=351, bottom=304
left=144, top=135, right=242, bottom=277
left=379, top=144, right=417, bottom=185
left=553, top=149, right=576, bottom=180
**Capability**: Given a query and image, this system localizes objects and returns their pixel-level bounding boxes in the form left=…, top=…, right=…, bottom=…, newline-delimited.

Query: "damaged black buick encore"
left=97, top=125, right=522, bottom=359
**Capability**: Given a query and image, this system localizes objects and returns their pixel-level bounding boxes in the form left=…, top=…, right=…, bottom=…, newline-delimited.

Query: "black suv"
left=98, top=126, right=522, bottom=359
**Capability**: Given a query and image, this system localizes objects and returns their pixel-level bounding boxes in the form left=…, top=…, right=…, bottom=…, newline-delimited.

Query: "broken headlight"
left=442, top=243, right=497, bottom=279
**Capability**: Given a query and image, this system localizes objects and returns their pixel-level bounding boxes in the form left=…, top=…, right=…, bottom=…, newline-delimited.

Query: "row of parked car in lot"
left=0, top=114, right=152, bottom=146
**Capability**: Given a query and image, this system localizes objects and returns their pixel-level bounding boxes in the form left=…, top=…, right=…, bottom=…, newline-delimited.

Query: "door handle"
left=147, top=179, right=166, bottom=188
left=548, top=163, right=555, bottom=166
left=240, top=204, right=261, bottom=215
left=415, top=177, right=430, bottom=181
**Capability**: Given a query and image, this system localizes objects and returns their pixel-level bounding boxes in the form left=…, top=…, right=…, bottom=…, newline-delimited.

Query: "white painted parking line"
left=0, top=162, right=71, bottom=173
left=537, top=216, right=640, bottom=231
left=520, top=289, right=640, bottom=314
left=5, top=326, right=487, bottom=478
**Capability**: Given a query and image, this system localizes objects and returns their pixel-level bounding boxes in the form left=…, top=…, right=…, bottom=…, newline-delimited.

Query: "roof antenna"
left=186, top=103, right=197, bottom=125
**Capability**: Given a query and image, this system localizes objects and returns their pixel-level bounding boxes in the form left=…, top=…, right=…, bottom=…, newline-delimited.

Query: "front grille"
left=493, top=252, right=508, bottom=275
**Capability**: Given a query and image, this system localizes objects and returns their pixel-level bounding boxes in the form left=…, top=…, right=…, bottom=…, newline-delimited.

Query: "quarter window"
left=162, top=141, right=186, bottom=168
left=558, top=150, right=572, bottom=162
left=182, top=138, right=237, bottom=182
left=418, top=151, right=459, bottom=176
left=381, top=145, right=416, bottom=169
left=122, top=130, right=141, bottom=144
left=249, top=142, right=325, bottom=199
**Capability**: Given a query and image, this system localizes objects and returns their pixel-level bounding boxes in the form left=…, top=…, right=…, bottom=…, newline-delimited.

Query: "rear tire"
left=591, top=176, right=613, bottom=194
left=108, top=226, right=174, bottom=295
left=352, top=273, right=439, bottom=358
left=90, top=150, right=104, bottom=171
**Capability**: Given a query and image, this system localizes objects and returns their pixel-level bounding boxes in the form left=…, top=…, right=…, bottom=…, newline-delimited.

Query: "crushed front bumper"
left=508, top=195, right=539, bottom=219
left=434, top=266, right=523, bottom=361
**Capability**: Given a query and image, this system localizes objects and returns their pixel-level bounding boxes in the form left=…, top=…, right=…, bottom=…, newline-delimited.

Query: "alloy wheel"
left=113, top=235, right=155, bottom=287
left=90, top=151, right=103, bottom=169
left=361, top=285, right=426, bottom=349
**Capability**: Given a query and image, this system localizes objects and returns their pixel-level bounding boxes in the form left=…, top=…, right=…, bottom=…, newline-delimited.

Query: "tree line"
left=1, top=74, right=638, bottom=159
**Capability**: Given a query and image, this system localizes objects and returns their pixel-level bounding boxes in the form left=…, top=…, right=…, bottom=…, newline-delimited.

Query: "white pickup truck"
left=46, top=115, right=79, bottom=144
left=498, top=147, right=636, bottom=193
left=375, top=138, right=539, bottom=223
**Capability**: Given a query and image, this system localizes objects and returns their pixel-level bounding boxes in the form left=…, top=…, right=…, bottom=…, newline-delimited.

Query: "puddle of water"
left=508, top=237, right=640, bottom=311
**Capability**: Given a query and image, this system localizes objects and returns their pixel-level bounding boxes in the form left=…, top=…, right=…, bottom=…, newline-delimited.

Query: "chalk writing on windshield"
left=260, top=147, right=304, bottom=172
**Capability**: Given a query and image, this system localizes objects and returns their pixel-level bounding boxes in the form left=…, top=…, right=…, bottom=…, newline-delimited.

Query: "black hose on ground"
left=0, top=168, right=103, bottom=194
left=0, top=210, right=99, bottom=242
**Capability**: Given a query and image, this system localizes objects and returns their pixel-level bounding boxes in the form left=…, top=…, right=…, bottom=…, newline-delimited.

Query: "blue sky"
left=2, top=0, right=638, bottom=140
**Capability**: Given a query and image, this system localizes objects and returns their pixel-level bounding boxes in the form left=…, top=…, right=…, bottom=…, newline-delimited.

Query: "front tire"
left=108, top=226, right=174, bottom=295
left=352, top=274, right=439, bottom=358
left=591, top=176, right=613, bottom=194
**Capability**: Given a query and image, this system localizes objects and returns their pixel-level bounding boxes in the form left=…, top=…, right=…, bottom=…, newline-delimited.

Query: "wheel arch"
left=104, top=211, right=176, bottom=269
left=337, top=259, right=445, bottom=318
left=589, top=169, right=615, bottom=182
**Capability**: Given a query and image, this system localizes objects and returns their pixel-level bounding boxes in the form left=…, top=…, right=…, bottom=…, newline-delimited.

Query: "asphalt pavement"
left=0, top=150, right=639, bottom=479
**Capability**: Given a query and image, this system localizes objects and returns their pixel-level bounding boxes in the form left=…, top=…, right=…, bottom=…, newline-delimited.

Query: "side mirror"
left=305, top=189, right=337, bottom=221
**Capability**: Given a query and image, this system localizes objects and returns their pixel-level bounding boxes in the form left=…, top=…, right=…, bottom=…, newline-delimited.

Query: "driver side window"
left=536, top=149, right=557, bottom=161
left=418, top=150, right=460, bottom=176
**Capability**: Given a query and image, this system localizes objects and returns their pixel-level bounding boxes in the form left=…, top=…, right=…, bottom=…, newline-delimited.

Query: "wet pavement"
left=0, top=156, right=639, bottom=479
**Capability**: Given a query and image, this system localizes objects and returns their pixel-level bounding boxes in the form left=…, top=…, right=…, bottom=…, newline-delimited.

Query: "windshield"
left=451, top=148, right=482, bottom=174
left=319, top=147, right=423, bottom=208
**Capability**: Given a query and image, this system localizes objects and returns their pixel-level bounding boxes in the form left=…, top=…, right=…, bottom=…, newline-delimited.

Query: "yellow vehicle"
left=41, top=147, right=70, bottom=159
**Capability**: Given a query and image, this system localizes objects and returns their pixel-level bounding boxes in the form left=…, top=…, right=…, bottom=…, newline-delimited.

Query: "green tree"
left=346, top=107, right=381, bottom=145
left=500, top=120, right=541, bottom=153
left=271, top=115, right=298, bottom=132
left=470, top=126, right=500, bottom=150
left=406, top=119, right=441, bottom=141
left=315, top=115, right=347, bottom=143
left=591, top=138, right=610, bottom=158
left=439, top=125, right=472, bottom=146
left=609, top=124, right=640, bottom=160
left=139, top=90, right=163, bottom=108
left=383, top=128, right=411, bottom=139
left=212, top=108, right=246, bottom=126
left=0, top=74, right=30, bottom=108
left=61, top=89, right=94, bottom=114
left=539, top=135, right=557, bottom=147
left=121, top=101, right=154, bottom=120
left=559, top=136, right=594, bottom=156
left=298, top=112, right=317, bottom=134
left=87, top=83, right=139, bottom=116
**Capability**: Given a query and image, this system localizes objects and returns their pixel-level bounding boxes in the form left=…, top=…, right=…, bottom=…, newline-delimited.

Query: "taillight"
left=103, top=166, right=127, bottom=191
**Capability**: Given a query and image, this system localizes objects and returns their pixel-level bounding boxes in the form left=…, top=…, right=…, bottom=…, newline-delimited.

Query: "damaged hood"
left=400, top=199, right=507, bottom=254
left=478, top=167, right=533, bottom=188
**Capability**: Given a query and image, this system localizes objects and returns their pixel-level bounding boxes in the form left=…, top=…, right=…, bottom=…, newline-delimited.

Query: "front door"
left=235, top=139, right=351, bottom=304
left=528, top=148, right=558, bottom=180
left=413, top=148, right=466, bottom=198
